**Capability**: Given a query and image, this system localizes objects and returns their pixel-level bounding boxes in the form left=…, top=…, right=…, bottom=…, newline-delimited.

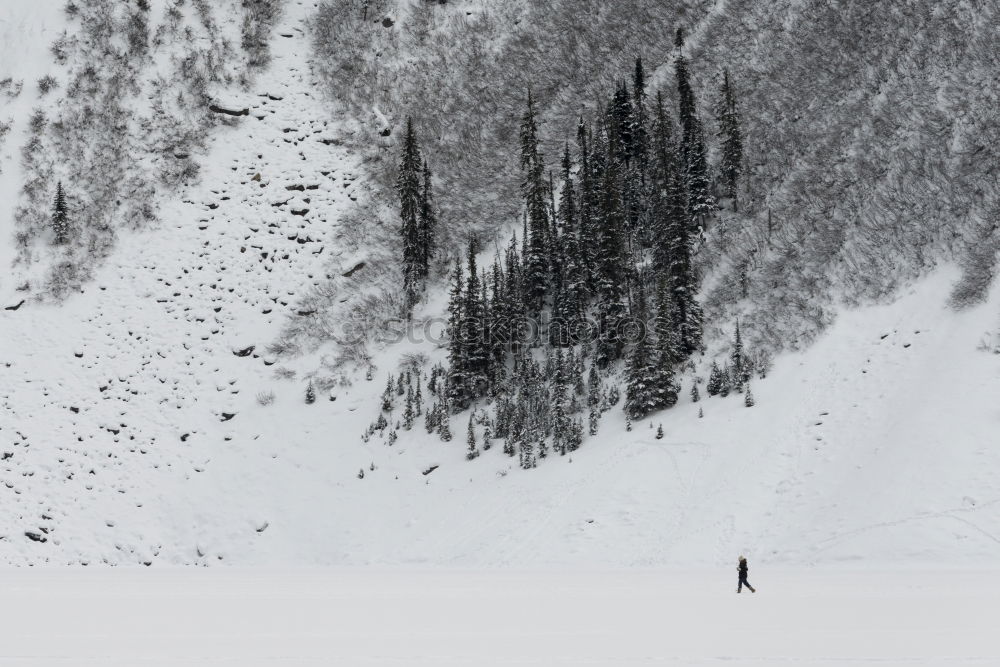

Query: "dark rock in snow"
left=25, top=531, right=47, bottom=543
left=422, top=465, right=439, bottom=476
left=234, top=345, right=255, bottom=357
left=220, top=413, right=236, bottom=422
left=342, top=261, right=366, bottom=278
left=209, top=105, right=249, bottom=117
left=4, top=300, right=26, bottom=311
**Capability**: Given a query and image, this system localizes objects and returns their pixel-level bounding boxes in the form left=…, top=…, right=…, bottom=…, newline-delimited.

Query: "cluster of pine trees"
left=376, top=35, right=751, bottom=468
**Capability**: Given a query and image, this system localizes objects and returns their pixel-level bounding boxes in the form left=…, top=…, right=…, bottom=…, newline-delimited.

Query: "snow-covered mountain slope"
left=0, top=0, right=67, bottom=286
left=4, top=190, right=999, bottom=571
left=2, top=1, right=999, bottom=568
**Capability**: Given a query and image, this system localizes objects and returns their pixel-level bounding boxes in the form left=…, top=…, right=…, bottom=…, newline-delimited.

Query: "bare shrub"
left=37, top=76, right=59, bottom=95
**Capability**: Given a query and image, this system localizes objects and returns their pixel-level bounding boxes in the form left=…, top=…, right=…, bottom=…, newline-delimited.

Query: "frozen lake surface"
left=1, top=569, right=996, bottom=666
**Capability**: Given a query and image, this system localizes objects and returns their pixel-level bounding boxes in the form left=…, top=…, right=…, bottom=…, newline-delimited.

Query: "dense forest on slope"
left=305, top=0, right=1000, bottom=366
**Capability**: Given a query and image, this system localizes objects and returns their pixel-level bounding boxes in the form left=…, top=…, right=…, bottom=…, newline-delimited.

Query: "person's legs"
left=737, top=578, right=743, bottom=593
left=745, top=579, right=755, bottom=593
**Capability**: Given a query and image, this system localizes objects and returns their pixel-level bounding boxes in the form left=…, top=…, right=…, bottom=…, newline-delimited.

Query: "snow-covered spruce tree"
left=446, top=257, right=467, bottom=408
left=719, top=362, right=732, bottom=398
left=305, top=380, right=316, bottom=405
left=450, top=239, right=489, bottom=408
left=656, top=424, right=664, bottom=439
left=651, top=89, right=704, bottom=357
left=715, top=68, right=744, bottom=212
left=745, top=384, right=755, bottom=407
left=594, top=140, right=629, bottom=367
left=51, top=181, right=70, bottom=245
left=624, top=280, right=658, bottom=419
left=576, top=119, right=598, bottom=296
left=466, top=413, right=479, bottom=460
left=403, top=385, right=415, bottom=429
left=651, top=276, right=680, bottom=408
left=424, top=399, right=439, bottom=433
left=707, top=361, right=722, bottom=396
left=520, top=91, right=550, bottom=316
left=730, top=320, right=750, bottom=392
left=397, top=117, right=424, bottom=313
left=674, top=40, right=715, bottom=233
left=690, top=382, right=700, bottom=402
left=630, top=57, right=649, bottom=174
left=418, top=160, right=437, bottom=278
left=437, top=405, right=452, bottom=442
left=381, top=374, right=394, bottom=412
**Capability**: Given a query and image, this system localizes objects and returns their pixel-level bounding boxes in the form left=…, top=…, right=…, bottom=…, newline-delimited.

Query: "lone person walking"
left=737, top=556, right=756, bottom=593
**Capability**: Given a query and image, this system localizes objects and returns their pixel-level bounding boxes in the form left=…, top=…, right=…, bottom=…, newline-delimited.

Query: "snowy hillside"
left=1, top=0, right=999, bottom=570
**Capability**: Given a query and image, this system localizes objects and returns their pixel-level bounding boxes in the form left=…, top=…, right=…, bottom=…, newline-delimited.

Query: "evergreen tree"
left=730, top=319, right=746, bottom=392
left=305, top=380, right=316, bottom=405
left=650, top=91, right=678, bottom=274
left=403, top=385, right=415, bottom=429
left=397, top=118, right=424, bottom=312
left=520, top=91, right=550, bottom=315
left=744, top=384, right=755, bottom=407
left=576, top=119, right=598, bottom=296
left=609, top=81, right=634, bottom=165
left=417, top=160, right=438, bottom=275
left=624, top=281, right=658, bottom=419
left=520, top=438, right=536, bottom=470
left=651, top=276, right=681, bottom=408
left=459, top=240, right=489, bottom=404
left=655, top=423, right=664, bottom=440
left=674, top=50, right=716, bottom=233
left=588, top=406, right=600, bottom=435
left=631, top=57, right=649, bottom=174
left=446, top=258, right=467, bottom=406
left=424, top=400, right=440, bottom=433
left=707, top=361, right=722, bottom=396
left=381, top=374, right=395, bottom=411
left=690, top=382, right=700, bottom=402
left=558, top=143, right=584, bottom=334
left=715, top=69, right=744, bottom=211
left=438, top=406, right=453, bottom=441
left=594, top=140, right=628, bottom=366
left=52, top=181, right=69, bottom=245
left=466, top=414, right=480, bottom=460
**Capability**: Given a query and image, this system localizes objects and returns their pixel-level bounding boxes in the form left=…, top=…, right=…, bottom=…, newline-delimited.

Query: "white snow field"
left=1, top=569, right=998, bottom=666
left=1, top=0, right=999, bottom=571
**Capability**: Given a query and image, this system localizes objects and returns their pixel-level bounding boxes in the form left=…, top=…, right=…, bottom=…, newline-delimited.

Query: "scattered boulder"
left=209, top=104, right=249, bottom=117
left=234, top=345, right=255, bottom=357
left=342, top=261, right=366, bottom=278
left=4, top=300, right=26, bottom=311
left=25, top=531, right=47, bottom=543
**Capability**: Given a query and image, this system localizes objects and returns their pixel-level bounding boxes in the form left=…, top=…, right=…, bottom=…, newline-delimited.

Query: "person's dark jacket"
left=738, top=560, right=748, bottom=578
